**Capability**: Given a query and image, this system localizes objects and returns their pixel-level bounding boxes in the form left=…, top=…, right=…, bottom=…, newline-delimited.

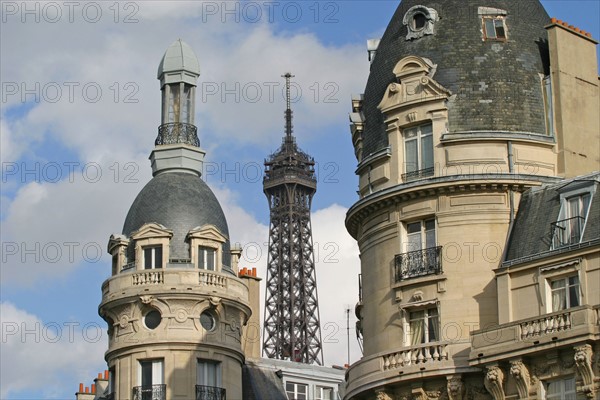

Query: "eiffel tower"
left=262, top=73, right=324, bottom=365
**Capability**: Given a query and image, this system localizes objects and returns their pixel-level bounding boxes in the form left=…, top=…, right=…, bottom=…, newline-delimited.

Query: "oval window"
left=413, top=13, right=426, bottom=30
left=144, top=310, right=161, bottom=330
left=200, top=311, right=216, bottom=331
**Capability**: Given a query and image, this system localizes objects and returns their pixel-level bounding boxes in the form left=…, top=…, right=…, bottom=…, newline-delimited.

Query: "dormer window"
left=478, top=7, right=508, bottom=41
left=187, top=225, right=228, bottom=273
left=198, top=246, right=216, bottom=271
left=552, top=182, right=595, bottom=249
left=144, top=246, right=163, bottom=269
left=403, top=5, right=438, bottom=41
left=483, top=17, right=507, bottom=40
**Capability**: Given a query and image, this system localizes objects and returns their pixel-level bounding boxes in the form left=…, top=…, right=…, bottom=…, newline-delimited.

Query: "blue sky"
left=1, top=1, right=599, bottom=398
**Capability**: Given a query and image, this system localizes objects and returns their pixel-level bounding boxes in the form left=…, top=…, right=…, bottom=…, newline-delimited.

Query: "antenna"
left=282, top=72, right=295, bottom=139
left=346, top=305, right=351, bottom=366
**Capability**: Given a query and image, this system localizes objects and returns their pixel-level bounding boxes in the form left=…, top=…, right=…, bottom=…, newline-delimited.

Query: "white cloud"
left=1, top=156, right=151, bottom=285
left=0, top=302, right=106, bottom=397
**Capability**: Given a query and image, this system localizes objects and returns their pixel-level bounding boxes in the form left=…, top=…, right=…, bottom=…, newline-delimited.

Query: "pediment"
left=187, top=224, right=228, bottom=243
left=107, top=234, right=129, bottom=253
left=379, top=56, right=450, bottom=114
left=130, top=222, right=173, bottom=240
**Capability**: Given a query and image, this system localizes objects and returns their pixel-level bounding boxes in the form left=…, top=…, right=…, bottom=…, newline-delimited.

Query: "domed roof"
left=157, top=39, right=200, bottom=78
left=361, top=0, right=551, bottom=157
left=123, top=172, right=231, bottom=267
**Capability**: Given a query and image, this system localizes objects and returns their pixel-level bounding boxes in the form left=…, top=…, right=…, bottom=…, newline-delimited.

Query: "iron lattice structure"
left=262, top=73, right=324, bottom=365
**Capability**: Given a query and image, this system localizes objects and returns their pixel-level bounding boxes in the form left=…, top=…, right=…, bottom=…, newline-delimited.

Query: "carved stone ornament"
left=484, top=365, right=505, bottom=400
left=375, top=388, right=394, bottom=400
left=140, top=295, right=154, bottom=304
left=447, top=375, right=465, bottom=400
left=509, top=360, right=530, bottom=399
left=208, top=296, right=221, bottom=307
left=574, top=344, right=596, bottom=399
left=403, top=5, right=439, bottom=41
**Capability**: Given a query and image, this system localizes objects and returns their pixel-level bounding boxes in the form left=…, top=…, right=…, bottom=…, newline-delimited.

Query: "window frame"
left=482, top=16, right=507, bottom=41
left=549, top=275, right=581, bottom=312
left=552, top=184, right=596, bottom=249
left=197, top=359, right=222, bottom=388
left=285, top=381, right=308, bottom=400
left=404, top=218, right=436, bottom=253
left=315, top=386, right=334, bottom=400
left=138, top=359, right=164, bottom=386
left=198, top=245, right=217, bottom=271
left=544, top=376, right=576, bottom=400
left=408, top=306, right=440, bottom=345
left=402, top=122, right=434, bottom=181
left=143, top=245, right=163, bottom=270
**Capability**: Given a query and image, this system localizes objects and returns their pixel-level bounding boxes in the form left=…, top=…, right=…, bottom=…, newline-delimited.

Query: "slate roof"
left=242, top=363, right=287, bottom=400
left=361, top=0, right=550, bottom=158
left=504, top=172, right=600, bottom=263
left=122, top=172, right=231, bottom=267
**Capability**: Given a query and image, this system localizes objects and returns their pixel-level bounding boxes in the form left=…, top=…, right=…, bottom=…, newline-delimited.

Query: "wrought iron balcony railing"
left=395, top=246, right=442, bottom=282
left=155, top=122, right=200, bottom=147
left=551, top=216, right=585, bottom=248
left=402, top=167, right=434, bottom=182
left=196, top=385, right=226, bottom=400
left=132, top=384, right=166, bottom=400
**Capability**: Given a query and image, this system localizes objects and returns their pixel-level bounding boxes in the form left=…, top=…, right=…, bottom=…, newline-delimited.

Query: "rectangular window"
left=409, top=307, right=439, bottom=345
left=198, top=246, right=216, bottom=270
left=403, top=123, right=434, bottom=181
left=108, top=367, right=115, bottom=396
left=138, top=359, right=163, bottom=386
left=316, top=386, right=334, bottom=400
left=405, top=219, right=436, bottom=253
left=137, top=360, right=164, bottom=400
left=197, top=360, right=221, bottom=387
left=552, top=192, right=592, bottom=248
left=546, top=377, right=576, bottom=400
left=286, top=382, right=308, bottom=400
left=112, top=254, right=118, bottom=275
left=483, top=17, right=507, bottom=40
left=550, top=276, right=580, bottom=312
left=143, top=246, right=162, bottom=269
left=542, top=76, right=554, bottom=135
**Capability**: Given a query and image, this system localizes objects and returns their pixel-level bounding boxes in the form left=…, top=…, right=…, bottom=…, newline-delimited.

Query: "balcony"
left=101, top=270, right=248, bottom=309
left=470, top=305, right=599, bottom=365
left=155, top=122, right=200, bottom=147
left=401, top=167, right=434, bottom=182
left=132, top=384, right=166, bottom=400
left=196, top=385, right=226, bottom=400
left=382, top=341, right=449, bottom=370
left=394, top=246, right=442, bottom=282
left=551, top=216, right=585, bottom=248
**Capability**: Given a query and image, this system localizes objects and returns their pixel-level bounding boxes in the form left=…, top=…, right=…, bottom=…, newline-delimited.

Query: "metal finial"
left=282, top=72, right=295, bottom=138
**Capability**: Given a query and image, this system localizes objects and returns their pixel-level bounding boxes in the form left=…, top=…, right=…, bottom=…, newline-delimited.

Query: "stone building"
left=346, top=1, right=599, bottom=399
left=75, top=40, right=345, bottom=400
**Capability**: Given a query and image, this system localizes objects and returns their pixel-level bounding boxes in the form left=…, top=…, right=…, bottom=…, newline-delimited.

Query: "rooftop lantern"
left=151, top=39, right=205, bottom=177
